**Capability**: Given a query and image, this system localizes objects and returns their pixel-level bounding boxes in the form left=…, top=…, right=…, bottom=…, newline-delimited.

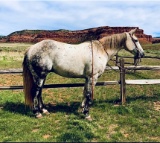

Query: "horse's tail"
left=23, top=55, right=34, bottom=108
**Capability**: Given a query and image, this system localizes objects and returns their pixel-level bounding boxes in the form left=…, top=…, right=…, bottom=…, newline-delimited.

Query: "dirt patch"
left=32, top=129, right=39, bottom=133
left=43, top=134, right=51, bottom=139
left=0, top=74, right=23, bottom=86
left=0, top=106, right=3, bottom=110
left=106, top=124, right=118, bottom=138
left=149, top=136, right=160, bottom=141
left=153, top=101, right=160, bottom=111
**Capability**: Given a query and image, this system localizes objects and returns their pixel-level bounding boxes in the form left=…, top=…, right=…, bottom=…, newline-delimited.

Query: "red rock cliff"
left=0, top=26, right=152, bottom=44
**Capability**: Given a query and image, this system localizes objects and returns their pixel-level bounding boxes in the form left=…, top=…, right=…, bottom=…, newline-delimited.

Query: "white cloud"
left=0, top=0, right=160, bottom=37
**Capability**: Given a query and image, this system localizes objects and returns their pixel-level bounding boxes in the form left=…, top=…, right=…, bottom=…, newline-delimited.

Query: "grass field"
left=0, top=42, right=160, bottom=142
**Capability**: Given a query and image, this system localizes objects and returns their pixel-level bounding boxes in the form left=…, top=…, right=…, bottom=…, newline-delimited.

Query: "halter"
left=128, top=33, right=143, bottom=68
left=129, top=33, right=141, bottom=59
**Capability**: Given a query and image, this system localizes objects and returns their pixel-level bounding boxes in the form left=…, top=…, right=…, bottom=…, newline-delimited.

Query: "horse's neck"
left=99, top=33, right=126, bottom=59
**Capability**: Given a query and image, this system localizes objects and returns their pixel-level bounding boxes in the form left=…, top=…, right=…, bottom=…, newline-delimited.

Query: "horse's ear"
left=129, top=28, right=137, bottom=35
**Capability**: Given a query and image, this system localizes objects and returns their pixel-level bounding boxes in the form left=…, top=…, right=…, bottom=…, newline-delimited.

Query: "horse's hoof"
left=42, top=109, right=50, bottom=115
left=89, top=101, right=93, bottom=105
left=85, top=115, right=92, bottom=121
left=35, top=113, right=43, bottom=118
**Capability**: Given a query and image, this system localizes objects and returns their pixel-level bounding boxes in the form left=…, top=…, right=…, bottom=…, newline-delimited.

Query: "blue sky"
left=0, top=0, right=160, bottom=37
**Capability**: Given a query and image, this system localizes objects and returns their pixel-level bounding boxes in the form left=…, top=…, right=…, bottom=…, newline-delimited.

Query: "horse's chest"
left=94, top=56, right=107, bottom=74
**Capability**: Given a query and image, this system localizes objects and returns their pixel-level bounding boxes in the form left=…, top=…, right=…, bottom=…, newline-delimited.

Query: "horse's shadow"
left=46, top=102, right=81, bottom=116
left=1, top=102, right=32, bottom=117
left=2, top=101, right=81, bottom=117
left=2, top=94, right=159, bottom=117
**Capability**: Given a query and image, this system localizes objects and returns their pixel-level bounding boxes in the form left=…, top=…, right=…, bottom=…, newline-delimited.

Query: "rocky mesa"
left=0, top=26, right=152, bottom=44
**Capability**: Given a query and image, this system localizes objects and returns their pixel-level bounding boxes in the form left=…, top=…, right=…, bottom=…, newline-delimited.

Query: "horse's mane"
left=99, top=32, right=127, bottom=51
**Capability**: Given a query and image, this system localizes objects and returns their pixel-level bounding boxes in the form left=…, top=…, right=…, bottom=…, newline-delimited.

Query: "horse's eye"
left=134, top=39, right=138, bottom=42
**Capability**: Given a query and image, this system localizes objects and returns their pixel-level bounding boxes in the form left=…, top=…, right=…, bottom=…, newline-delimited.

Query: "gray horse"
left=23, top=28, right=144, bottom=120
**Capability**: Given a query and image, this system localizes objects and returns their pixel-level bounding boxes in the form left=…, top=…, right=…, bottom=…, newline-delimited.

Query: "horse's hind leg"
left=32, top=77, right=49, bottom=118
left=82, top=75, right=98, bottom=120
left=32, top=78, right=44, bottom=118
left=38, top=81, right=50, bottom=115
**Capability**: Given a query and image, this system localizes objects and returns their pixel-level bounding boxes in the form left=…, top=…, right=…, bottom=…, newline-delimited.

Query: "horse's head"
left=125, top=28, right=144, bottom=58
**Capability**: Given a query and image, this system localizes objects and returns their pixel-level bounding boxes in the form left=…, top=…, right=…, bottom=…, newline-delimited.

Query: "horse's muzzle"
left=134, top=52, right=145, bottom=59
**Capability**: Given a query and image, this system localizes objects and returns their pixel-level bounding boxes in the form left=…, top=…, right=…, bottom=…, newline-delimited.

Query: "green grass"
left=0, top=43, right=31, bottom=69
left=142, top=43, right=160, bottom=57
left=0, top=42, right=160, bottom=142
left=0, top=85, right=159, bottom=142
left=0, top=43, right=32, bottom=52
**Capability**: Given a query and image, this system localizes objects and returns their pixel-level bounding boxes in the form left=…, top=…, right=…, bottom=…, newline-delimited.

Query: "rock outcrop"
left=0, top=26, right=152, bottom=44
left=152, top=38, right=160, bottom=44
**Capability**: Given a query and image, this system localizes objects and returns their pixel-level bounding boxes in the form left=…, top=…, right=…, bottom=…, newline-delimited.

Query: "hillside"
left=152, top=37, right=160, bottom=44
left=0, top=26, right=152, bottom=44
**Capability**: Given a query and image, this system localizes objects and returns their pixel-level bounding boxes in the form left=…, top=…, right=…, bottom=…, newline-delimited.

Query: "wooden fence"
left=114, top=54, right=160, bottom=66
left=0, top=58, right=160, bottom=104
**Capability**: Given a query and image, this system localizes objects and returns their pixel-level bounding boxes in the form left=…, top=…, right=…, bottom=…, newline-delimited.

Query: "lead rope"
left=91, top=40, right=94, bottom=101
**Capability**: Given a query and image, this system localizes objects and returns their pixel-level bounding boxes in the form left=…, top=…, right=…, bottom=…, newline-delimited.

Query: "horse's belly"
left=51, top=48, right=89, bottom=78
left=52, top=61, right=86, bottom=78
left=53, top=68, right=85, bottom=78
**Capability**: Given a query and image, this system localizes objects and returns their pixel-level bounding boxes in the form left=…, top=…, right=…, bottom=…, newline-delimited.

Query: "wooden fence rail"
left=114, top=54, right=160, bottom=66
left=0, top=58, right=160, bottom=104
left=0, top=81, right=119, bottom=90
left=0, top=68, right=22, bottom=74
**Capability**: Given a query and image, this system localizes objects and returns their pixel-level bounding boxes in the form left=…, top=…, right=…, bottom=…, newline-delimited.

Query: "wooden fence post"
left=120, top=58, right=126, bottom=104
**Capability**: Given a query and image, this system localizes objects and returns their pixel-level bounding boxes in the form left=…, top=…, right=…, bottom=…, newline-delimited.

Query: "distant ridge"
left=0, top=26, right=152, bottom=44
left=152, top=37, right=160, bottom=44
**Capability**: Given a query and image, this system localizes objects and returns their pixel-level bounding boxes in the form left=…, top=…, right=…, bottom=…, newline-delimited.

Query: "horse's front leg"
left=82, top=75, right=98, bottom=120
